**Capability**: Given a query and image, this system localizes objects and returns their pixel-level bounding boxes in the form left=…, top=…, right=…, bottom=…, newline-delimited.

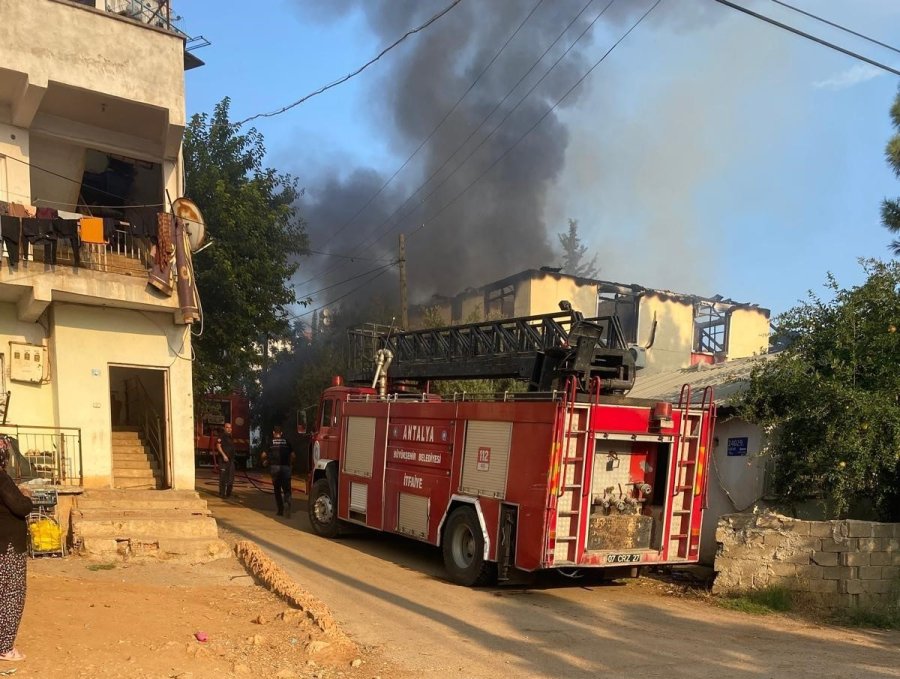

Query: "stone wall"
left=714, top=513, right=900, bottom=609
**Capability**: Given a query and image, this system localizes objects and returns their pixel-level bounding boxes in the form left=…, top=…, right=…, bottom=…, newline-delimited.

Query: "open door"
left=109, top=366, right=170, bottom=489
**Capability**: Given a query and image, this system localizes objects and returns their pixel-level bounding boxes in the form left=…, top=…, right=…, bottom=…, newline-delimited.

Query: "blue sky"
left=182, top=0, right=900, bottom=318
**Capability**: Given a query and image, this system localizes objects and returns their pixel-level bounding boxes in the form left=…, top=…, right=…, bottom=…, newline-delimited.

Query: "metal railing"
left=1, top=425, right=82, bottom=486
left=105, top=0, right=183, bottom=33
left=1, top=228, right=151, bottom=276
left=123, top=377, right=164, bottom=485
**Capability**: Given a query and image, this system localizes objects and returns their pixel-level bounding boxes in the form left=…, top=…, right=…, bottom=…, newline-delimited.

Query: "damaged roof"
left=628, top=353, right=778, bottom=407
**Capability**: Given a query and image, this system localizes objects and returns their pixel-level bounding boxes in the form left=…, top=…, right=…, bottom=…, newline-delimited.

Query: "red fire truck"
left=195, top=392, right=251, bottom=466
left=306, top=309, right=715, bottom=586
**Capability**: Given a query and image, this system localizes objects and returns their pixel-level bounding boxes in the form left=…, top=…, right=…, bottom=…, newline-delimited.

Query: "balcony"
left=0, top=221, right=181, bottom=323
left=3, top=226, right=151, bottom=278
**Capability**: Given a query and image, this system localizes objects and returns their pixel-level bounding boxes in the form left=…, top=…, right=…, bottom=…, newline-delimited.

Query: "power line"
left=312, top=0, right=599, bottom=284
left=4, top=154, right=156, bottom=207
left=312, top=0, right=546, bottom=258
left=236, top=0, right=465, bottom=126
left=307, top=248, right=393, bottom=262
left=713, top=0, right=900, bottom=77
left=364, top=0, right=614, bottom=252
left=288, top=266, right=394, bottom=322
left=770, top=0, right=900, bottom=57
left=297, top=261, right=397, bottom=299
left=408, top=0, right=662, bottom=241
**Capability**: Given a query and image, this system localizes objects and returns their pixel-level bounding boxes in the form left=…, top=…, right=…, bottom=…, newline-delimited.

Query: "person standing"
left=261, top=425, right=294, bottom=517
left=215, top=422, right=236, bottom=499
left=0, top=446, right=33, bottom=662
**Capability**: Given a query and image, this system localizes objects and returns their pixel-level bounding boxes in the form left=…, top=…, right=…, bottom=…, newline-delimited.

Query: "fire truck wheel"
left=442, top=506, right=494, bottom=587
left=309, top=478, right=339, bottom=538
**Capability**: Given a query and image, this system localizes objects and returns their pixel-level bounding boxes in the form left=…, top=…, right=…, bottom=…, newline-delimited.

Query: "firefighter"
left=261, top=425, right=294, bottom=517
left=215, top=422, right=236, bottom=499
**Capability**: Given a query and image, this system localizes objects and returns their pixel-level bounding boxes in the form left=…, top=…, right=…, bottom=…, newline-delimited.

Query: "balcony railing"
left=105, top=0, right=183, bottom=33
left=1, top=425, right=83, bottom=487
left=1, top=228, right=151, bottom=277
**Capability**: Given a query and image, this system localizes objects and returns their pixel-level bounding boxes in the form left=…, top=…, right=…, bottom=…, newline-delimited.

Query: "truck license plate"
left=605, top=553, right=641, bottom=564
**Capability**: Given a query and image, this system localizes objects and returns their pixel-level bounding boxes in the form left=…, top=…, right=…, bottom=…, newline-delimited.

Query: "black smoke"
left=292, top=0, right=733, bottom=309
left=293, top=0, right=611, bottom=306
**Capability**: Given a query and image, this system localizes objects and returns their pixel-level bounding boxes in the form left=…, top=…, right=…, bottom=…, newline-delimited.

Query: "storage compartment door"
left=460, top=420, right=512, bottom=498
left=344, top=416, right=376, bottom=477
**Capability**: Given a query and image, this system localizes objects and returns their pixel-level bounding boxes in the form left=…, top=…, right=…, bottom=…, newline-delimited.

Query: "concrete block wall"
left=714, top=513, right=900, bottom=609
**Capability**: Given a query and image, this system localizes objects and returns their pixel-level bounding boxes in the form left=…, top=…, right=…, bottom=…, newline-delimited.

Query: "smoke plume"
left=294, top=0, right=612, bottom=305
left=292, top=0, right=780, bottom=310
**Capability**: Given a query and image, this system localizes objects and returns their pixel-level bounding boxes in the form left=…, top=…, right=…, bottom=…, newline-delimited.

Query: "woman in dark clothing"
left=0, top=447, right=32, bottom=662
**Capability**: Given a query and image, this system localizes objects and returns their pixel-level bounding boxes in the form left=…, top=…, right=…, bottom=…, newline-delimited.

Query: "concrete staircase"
left=112, top=427, right=161, bottom=490
left=71, top=489, right=230, bottom=562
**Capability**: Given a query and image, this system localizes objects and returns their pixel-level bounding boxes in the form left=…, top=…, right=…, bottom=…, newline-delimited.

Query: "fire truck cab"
left=307, top=309, right=715, bottom=586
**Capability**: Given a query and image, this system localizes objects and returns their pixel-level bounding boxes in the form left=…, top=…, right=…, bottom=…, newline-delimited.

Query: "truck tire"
left=442, top=506, right=494, bottom=586
left=308, top=478, right=339, bottom=538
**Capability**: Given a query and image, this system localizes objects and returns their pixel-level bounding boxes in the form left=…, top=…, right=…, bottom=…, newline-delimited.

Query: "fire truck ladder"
left=668, top=385, right=714, bottom=560
left=552, top=382, right=592, bottom=564
left=348, top=309, right=636, bottom=395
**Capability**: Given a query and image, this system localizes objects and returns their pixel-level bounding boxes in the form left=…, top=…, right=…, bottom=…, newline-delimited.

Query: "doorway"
left=109, top=366, right=170, bottom=489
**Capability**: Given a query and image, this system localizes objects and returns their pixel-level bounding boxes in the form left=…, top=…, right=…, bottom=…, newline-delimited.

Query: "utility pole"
left=399, top=233, right=409, bottom=329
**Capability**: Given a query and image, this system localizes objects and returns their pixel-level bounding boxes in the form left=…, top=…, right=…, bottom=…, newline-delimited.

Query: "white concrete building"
left=0, top=0, right=202, bottom=490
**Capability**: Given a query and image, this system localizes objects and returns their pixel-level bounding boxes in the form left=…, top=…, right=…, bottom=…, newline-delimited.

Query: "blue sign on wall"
left=727, top=437, right=749, bottom=456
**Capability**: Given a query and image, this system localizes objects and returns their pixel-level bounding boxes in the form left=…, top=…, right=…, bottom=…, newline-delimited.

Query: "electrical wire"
left=287, top=265, right=394, bottom=322
left=713, top=0, right=900, bottom=77
left=3, top=154, right=152, bottom=206
left=407, top=0, right=662, bottom=241
left=306, top=248, right=393, bottom=262
left=236, top=0, right=465, bottom=125
left=306, top=0, right=599, bottom=285
left=297, top=260, right=397, bottom=299
left=312, top=0, right=546, bottom=258
left=1, top=188, right=165, bottom=211
left=770, top=0, right=900, bottom=57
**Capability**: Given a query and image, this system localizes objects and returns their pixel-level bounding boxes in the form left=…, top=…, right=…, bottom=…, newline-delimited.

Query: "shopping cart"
left=26, top=488, right=66, bottom=558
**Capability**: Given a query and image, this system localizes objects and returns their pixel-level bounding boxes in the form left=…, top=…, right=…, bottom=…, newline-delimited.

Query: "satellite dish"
left=172, top=197, right=207, bottom=252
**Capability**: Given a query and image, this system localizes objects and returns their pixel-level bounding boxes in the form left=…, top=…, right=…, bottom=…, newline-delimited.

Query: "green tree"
left=882, top=91, right=900, bottom=255
left=183, top=98, right=309, bottom=396
left=557, top=218, right=599, bottom=278
left=739, top=260, right=900, bottom=521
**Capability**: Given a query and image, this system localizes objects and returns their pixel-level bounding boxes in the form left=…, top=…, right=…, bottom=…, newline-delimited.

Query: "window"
left=485, top=284, right=515, bottom=319
left=320, top=399, right=334, bottom=429
left=694, top=302, right=727, bottom=355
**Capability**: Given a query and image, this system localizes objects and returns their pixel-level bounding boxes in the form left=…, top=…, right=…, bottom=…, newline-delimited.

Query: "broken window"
left=693, top=302, right=727, bottom=355
left=597, top=290, right=638, bottom=344
left=485, top=284, right=515, bottom=319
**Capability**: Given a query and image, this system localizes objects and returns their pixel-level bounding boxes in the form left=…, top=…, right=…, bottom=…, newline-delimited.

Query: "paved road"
left=200, top=472, right=900, bottom=679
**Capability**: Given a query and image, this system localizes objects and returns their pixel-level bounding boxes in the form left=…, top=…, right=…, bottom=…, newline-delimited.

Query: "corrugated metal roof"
left=628, top=354, right=778, bottom=406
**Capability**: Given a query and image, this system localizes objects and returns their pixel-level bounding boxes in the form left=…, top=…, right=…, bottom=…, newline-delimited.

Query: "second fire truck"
left=306, top=307, right=715, bottom=586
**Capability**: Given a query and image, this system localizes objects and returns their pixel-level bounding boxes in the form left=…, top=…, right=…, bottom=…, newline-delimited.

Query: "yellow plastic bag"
left=29, top=517, right=62, bottom=552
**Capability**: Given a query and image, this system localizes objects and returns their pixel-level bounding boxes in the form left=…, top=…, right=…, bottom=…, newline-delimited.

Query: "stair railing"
left=123, top=377, right=165, bottom=485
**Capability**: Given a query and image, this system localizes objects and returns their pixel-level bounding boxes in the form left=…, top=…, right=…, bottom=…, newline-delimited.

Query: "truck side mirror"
left=297, top=410, right=307, bottom=434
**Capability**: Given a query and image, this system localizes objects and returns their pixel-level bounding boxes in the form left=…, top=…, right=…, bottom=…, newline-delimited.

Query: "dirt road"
left=202, top=474, right=900, bottom=679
